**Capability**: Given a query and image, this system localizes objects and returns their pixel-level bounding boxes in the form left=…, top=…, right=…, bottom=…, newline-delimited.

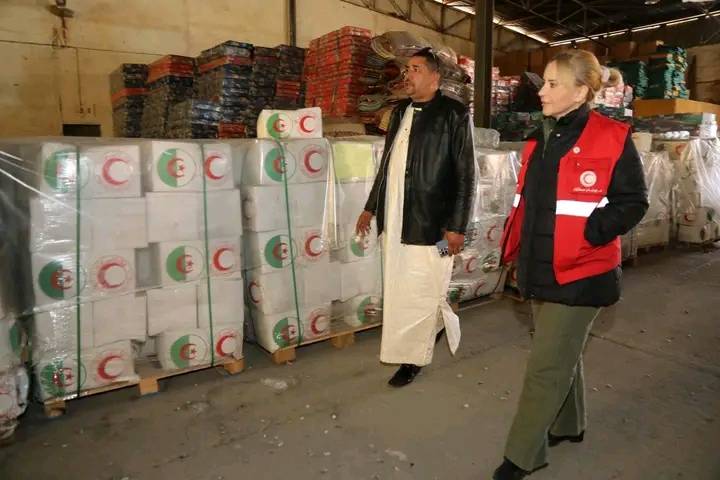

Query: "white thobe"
left=379, top=105, right=461, bottom=366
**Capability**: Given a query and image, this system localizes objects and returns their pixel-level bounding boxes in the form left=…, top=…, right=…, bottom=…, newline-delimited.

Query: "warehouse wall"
left=0, top=0, right=484, bottom=137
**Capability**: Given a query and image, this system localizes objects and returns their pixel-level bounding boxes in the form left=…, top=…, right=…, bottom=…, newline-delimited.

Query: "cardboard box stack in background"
left=0, top=137, right=246, bottom=404
left=304, top=27, right=373, bottom=119
left=110, top=64, right=148, bottom=138
left=328, top=137, right=385, bottom=328
left=141, top=56, right=196, bottom=138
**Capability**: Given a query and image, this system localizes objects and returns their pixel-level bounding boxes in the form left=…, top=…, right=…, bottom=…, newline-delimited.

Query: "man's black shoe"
left=548, top=431, right=584, bottom=447
left=388, top=364, right=422, bottom=387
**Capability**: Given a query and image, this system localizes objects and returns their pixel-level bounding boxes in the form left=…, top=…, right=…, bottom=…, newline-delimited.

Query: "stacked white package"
left=31, top=249, right=136, bottom=306
left=156, top=329, right=211, bottom=370
left=194, top=266, right=245, bottom=362
left=141, top=141, right=204, bottom=192
left=29, top=197, right=148, bottom=253
left=332, top=294, right=381, bottom=328
left=252, top=303, right=331, bottom=352
left=200, top=142, right=235, bottom=191
left=634, top=151, right=674, bottom=248
left=674, top=139, right=720, bottom=243
left=146, top=189, right=242, bottom=243
left=339, top=256, right=382, bottom=302
left=450, top=144, right=512, bottom=304
left=0, top=317, right=24, bottom=373
left=33, top=293, right=147, bottom=354
left=241, top=183, right=326, bottom=232
left=34, top=339, right=137, bottom=401
left=257, top=108, right=323, bottom=140
left=146, top=283, right=199, bottom=337
left=78, top=143, right=143, bottom=198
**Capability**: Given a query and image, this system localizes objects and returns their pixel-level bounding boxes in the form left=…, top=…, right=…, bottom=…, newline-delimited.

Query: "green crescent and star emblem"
left=264, top=235, right=295, bottom=269
left=263, top=147, right=296, bottom=183
left=170, top=334, right=208, bottom=369
left=356, top=297, right=378, bottom=324
left=166, top=246, right=204, bottom=282
left=38, top=260, right=85, bottom=299
left=157, top=148, right=197, bottom=188
left=350, top=235, right=371, bottom=258
left=40, top=360, right=86, bottom=398
left=272, top=317, right=301, bottom=348
left=266, top=112, right=292, bottom=139
left=43, top=149, right=89, bottom=193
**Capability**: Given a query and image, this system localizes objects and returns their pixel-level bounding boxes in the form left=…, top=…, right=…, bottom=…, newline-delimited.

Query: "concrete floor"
left=1, top=248, right=719, bottom=480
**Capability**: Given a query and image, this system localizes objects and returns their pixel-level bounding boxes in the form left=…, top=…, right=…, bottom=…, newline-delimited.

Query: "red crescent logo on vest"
left=580, top=170, right=597, bottom=188
left=216, top=332, right=237, bottom=357
left=97, top=259, right=127, bottom=289
left=179, top=343, right=198, bottom=360
left=248, top=281, right=261, bottom=304
left=298, top=115, right=315, bottom=134
left=102, top=157, right=130, bottom=186
left=213, top=247, right=234, bottom=272
left=176, top=254, right=195, bottom=274
left=167, top=158, right=186, bottom=178
left=97, top=354, right=123, bottom=380
left=305, top=234, right=323, bottom=257
left=204, top=154, right=226, bottom=181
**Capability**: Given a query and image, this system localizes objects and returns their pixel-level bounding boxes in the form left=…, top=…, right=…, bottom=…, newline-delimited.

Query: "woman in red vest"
left=493, top=50, right=648, bottom=480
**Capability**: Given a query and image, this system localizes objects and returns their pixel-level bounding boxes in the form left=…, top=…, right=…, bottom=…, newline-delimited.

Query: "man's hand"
left=356, top=210, right=374, bottom=236
left=445, top=231, right=465, bottom=256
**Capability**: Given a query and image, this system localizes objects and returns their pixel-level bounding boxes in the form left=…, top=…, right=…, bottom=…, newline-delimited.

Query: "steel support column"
left=474, top=0, right=494, bottom=127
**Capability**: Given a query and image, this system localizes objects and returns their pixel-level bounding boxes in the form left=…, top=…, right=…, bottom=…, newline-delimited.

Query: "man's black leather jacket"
left=364, top=91, right=476, bottom=245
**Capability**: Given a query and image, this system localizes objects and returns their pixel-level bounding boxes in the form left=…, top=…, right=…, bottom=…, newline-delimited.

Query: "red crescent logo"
left=213, top=247, right=234, bottom=272
left=305, top=235, right=322, bottom=257
left=204, top=154, right=225, bottom=181
left=474, top=282, right=487, bottom=297
left=97, top=355, right=123, bottom=380
left=465, top=257, right=478, bottom=273
left=102, top=157, right=130, bottom=186
left=216, top=333, right=236, bottom=357
left=97, top=260, right=126, bottom=289
left=303, top=149, right=323, bottom=173
left=486, top=225, right=499, bottom=241
left=310, top=314, right=328, bottom=335
left=299, top=115, right=315, bottom=134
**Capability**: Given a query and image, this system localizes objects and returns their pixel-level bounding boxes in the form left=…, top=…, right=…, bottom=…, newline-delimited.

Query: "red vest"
left=500, top=111, right=629, bottom=285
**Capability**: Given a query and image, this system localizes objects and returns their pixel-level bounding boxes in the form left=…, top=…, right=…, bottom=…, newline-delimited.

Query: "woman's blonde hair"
left=551, top=49, right=623, bottom=104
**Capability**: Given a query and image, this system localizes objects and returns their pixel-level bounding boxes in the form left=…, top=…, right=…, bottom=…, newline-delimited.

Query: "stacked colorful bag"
left=141, top=56, right=195, bottom=138
left=110, top=64, right=148, bottom=138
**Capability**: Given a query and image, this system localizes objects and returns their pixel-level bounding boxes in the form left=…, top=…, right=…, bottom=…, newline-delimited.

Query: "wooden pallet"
left=43, top=357, right=245, bottom=417
left=267, top=319, right=383, bottom=365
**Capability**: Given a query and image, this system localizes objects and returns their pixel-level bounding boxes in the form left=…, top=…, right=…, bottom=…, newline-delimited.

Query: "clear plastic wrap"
left=635, top=151, right=674, bottom=247
left=239, top=134, right=381, bottom=352
left=0, top=137, right=247, bottom=408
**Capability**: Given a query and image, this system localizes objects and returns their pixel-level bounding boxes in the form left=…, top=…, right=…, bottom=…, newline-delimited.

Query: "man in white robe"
left=357, top=48, right=476, bottom=387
